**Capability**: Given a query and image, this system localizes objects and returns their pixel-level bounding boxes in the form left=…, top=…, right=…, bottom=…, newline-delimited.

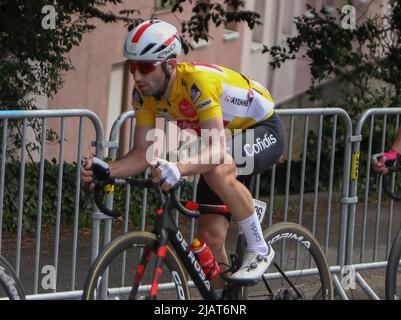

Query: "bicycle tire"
left=82, top=231, right=190, bottom=300
left=0, top=255, right=25, bottom=300
left=240, top=222, right=333, bottom=300
left=385, top=228, right=401, bottom=300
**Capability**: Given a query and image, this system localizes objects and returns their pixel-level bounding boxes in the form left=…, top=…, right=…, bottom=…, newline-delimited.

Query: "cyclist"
left=81, top=19, right=285, bottom=296
left=372, top=127, right=401, bottom=175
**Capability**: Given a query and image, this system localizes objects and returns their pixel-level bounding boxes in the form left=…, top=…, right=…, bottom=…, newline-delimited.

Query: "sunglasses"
left=128, top=60, right=162, bottom=75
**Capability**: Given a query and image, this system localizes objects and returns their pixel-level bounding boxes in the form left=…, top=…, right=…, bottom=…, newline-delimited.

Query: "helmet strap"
left=153, top=61, right=171, bottom=100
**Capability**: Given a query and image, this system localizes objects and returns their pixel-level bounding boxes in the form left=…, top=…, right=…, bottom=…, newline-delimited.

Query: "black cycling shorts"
left=196, top=112, right=286, bottom=217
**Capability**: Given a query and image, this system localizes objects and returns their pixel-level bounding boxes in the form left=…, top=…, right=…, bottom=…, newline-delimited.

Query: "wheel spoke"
left=243, top=223, right=332, bottom=300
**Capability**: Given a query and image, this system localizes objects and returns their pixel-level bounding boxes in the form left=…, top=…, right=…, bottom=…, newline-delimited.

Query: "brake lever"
left=372, top=153, right=400, bottom=175
left=169, top=179, right=185, bottom=194
left=372, top=153, right=384, bottom=162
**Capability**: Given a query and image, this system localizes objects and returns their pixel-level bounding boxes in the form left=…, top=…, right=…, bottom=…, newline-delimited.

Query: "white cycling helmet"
left=123, top=19, right=182, bottom=61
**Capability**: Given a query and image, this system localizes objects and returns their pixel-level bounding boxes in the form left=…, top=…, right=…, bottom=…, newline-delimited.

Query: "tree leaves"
left=0, top=0, right=131, bottom=160
left=265, top=1, right=401, bottom=105
left=1, top=0, right=261, bottom=161
left=262, top=1, right=401, bottom=195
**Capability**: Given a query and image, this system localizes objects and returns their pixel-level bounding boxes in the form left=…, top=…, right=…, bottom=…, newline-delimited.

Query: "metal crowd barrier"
left=0, top=109, right=105, bottom=300
left=1, top=107, right=400, bottom=300
left=346, top=108, right=401, bottom=300
left=101, top=108, right=353, bottom=299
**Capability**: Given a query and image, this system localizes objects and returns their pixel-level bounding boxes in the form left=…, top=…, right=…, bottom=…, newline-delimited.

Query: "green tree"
left=264, top=0, right=401, bottom=118
left=158, top=0, right=261, bottom=51
left=261, top=0, right=401, bottom=192
left=0, top=0, right=135, bottom=159
left=0, top=0, right=261, bottom=160
left=0, top=0, right=261, bottom=232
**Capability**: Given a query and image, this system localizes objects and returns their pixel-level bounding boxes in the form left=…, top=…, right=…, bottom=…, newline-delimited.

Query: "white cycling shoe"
left=230, top=245, right=275, bottom=284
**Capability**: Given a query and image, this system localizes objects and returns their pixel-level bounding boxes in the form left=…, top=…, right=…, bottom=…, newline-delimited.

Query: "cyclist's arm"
left=391, top=126, right=401, bottom=153
left=372, top=127, right=401, bottom=175
left=177, top=117, right=228, bottom=177
left=109, top=124, right=154, bottom=178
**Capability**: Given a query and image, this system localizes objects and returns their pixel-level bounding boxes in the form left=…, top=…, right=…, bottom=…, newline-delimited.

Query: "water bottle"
left=190, top=239, right=220, bottom=280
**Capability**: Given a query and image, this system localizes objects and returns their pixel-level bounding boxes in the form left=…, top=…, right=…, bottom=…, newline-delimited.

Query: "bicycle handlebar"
left=93, top=178, right=200, bottom=219
left=372, top=153, right=401, bottom=201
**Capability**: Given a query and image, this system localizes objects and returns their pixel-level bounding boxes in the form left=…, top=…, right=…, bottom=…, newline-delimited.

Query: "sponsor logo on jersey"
left=224, top=95, right=250, bottom=107
left=191, top=84, right=202, bottom=103
left=176, top=119, right=201, bottom=135
left=196, top=99, right=213, bottom=110
left=244, top=133, right=277, bottom=157
left=132, top=88, right=143, bottom=106
left=178, top=99, right=197, bottom=118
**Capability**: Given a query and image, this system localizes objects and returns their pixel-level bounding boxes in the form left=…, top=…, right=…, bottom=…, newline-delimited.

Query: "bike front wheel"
left=82, top=231, right=190, bottom=300
left=385, top=228, right=401, bottom=300
left=0, top=255, right=25, bottom=300
left=241, top=222, right=333, bottom=300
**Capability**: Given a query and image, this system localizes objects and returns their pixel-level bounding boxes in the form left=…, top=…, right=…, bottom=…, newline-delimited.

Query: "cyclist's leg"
left=197, top=113, right=286, bottom=284
left=202, top=159, right=255, bottom=221
left=237, top=174, right=256, bottom=196
left=197, top=175, right=232, bottom=293
left=228, top=113, right=286, bottom=282
left=196, top=163, right=264, bottom=290
left=235, top=112, right=286, bottom=227
left=199, top=159, right=271, bottom=285
left=234, top=112, right=286, bottom=177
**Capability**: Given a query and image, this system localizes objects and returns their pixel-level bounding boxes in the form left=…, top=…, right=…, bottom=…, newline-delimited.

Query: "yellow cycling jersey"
left=132, top=62, right=275, bottom=134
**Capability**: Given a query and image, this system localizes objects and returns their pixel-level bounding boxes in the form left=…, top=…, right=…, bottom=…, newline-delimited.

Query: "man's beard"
left=138, top=85, right=156, bottom=96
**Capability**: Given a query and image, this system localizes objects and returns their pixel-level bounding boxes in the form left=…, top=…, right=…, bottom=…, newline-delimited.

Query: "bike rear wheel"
left=385, top=228, right=401, bottom=300
left=240, top=222, right=333, bottom=300
left=82, top=232, right=190, bottom=300
left=0, top=255, right=25, bottom=300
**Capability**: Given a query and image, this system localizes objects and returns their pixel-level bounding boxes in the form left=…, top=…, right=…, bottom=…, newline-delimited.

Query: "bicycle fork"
left=129, top=229, right=169, bottom=300
left=129, top=247, right=152, bottom=299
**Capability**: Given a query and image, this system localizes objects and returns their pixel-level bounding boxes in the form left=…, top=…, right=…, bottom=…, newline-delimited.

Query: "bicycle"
left=0, top=255, right=25, bottom=300
left=372, top=153, right=401, bottom=300
left=82, top=177, right=333, bottom=300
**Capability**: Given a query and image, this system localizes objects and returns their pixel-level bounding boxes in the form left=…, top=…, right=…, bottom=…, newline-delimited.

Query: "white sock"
left=214, top=288, right=224, bottom=298
left=238, top=212, right=268, bottom=255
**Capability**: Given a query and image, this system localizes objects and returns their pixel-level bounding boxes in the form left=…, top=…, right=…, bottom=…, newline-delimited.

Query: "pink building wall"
left=45, top=0, right=387, bottom=162
left=47, top=0, right=245, bottom=162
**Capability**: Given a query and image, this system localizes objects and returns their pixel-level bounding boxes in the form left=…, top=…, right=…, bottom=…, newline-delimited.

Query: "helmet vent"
left=152, top=44, right=167, bottom=54
left=140, top=43, right=157, bottom=56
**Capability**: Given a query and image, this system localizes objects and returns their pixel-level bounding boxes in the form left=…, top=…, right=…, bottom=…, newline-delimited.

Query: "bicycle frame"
left=134, top=193, right=219, bottom=300
left=93, top=178, right=251, bottom=300
left=90, top=177, right=333, bottom=300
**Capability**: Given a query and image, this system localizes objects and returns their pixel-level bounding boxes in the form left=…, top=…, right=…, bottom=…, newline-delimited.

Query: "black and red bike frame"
left=94, top=178, right=236, bottom=300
